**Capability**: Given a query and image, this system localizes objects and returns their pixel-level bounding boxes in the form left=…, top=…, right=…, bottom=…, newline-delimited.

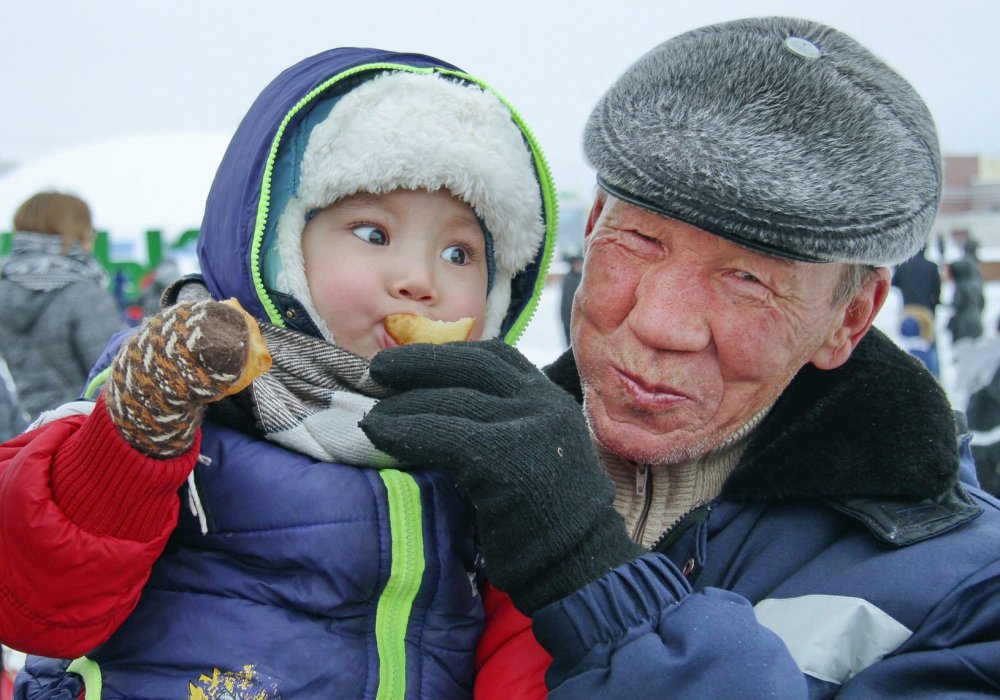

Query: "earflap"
left=274, top=197, right=335, bottom=342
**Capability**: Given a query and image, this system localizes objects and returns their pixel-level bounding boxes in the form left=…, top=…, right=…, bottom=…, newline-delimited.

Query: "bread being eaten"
left=384, top=313, right=475, bottom=345
left=219, top=297, right=272, bottom=396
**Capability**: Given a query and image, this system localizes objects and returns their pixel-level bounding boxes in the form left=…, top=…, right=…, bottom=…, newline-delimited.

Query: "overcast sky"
left=3, top=0, right=998, bottom=198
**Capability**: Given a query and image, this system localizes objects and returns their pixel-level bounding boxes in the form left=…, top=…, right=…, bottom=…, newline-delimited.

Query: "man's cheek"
left=576, top=253, right=638, bottom=329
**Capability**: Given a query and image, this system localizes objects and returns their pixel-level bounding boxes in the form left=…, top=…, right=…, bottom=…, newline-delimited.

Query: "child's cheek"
left=308, top=266, right=374, bottom=334
left=464, top=293, right=490, bottom=340
left=469, top=316, right=487, bottom=341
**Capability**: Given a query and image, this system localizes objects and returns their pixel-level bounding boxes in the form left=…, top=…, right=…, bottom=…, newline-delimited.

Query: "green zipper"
left=433, top=68, right=559, bottom=345
left=67, top=656, right=102, bottom=699
left=83, top=366, right=111, bottom=399
left=374, top=469, right=426, bottom=700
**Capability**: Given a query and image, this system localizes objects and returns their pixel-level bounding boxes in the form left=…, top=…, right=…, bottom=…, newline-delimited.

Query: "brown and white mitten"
left=103, top=298, right=271, bottom=458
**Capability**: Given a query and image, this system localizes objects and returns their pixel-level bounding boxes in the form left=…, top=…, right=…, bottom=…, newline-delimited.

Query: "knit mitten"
left=104, top=299, right=271, bottom=458
left=359, top=339, right=645, bottom=614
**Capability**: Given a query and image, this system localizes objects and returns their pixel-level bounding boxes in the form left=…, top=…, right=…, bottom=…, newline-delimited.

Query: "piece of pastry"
left=384, top=313, right=475, bottom=345
left=219, top=297, right=272, bottom=395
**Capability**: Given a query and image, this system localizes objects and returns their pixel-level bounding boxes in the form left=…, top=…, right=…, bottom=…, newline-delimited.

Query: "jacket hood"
left=197, top=47, right=557, bottom=344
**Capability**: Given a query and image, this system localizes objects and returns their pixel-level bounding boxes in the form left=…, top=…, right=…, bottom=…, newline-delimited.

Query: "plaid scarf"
left=238, top=323, right=396, bottom=466
left=178, top=282, right=394, bottom=466
left=1, top=231, right=108, bottom=292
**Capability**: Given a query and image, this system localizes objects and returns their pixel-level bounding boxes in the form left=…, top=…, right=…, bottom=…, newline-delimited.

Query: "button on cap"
left=784, top=36, right=822, bottom=60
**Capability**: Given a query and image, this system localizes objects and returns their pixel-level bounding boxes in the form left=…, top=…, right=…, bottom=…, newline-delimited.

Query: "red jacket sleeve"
left=0, top=396, right=198, bottom=658
left=475, top=583, right=551, bottom=699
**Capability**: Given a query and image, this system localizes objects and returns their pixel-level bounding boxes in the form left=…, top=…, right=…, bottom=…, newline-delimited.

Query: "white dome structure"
left=0, top=130, right=230, bottom=244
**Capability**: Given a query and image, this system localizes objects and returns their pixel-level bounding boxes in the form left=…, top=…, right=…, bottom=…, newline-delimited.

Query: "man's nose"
left=627, top=262, right=712, bottom=352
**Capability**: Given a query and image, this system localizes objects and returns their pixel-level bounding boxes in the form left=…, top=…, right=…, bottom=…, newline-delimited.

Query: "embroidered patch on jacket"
left=188, top=665, right=282, bottom=700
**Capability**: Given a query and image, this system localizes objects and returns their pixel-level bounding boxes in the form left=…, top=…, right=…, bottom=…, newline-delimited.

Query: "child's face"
left=301, top=188, right=490, bottom=358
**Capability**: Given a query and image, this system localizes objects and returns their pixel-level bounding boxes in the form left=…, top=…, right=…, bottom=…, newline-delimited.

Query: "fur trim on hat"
left=584, top=17, right=942, bottom=266
left=275, top=70, right=544, bottom=341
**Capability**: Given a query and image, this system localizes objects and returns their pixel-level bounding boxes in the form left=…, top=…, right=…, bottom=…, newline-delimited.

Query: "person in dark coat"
left=559, top=253, right=583, bottom=346
left=947, top=255, right=984, bottom=343
left=891, top=244, right=940, bottom=314
left=967, top=356, right=1000, bottom=496
left=891, top=245, right=942, bottom=376
left=964, top=312, right=1000, bottom=497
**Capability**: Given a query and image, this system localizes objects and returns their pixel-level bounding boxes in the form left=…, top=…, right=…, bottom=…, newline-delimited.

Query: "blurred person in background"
left=121, top=257, right=183, bottom=325
left=897, top=304, right=940, bottom=378
left=891, top=243, right=941, bottom=316
left=963, top=313, right=1000, bottom=497
left=947, top=253, right=984, bottom=344
left=891, top=243, right=941, bottom=375
left=559, top=250, right=583, bottom=346
left=0, top=192, right=125, bottom=421
left=0, top=355, right=27, bottom=443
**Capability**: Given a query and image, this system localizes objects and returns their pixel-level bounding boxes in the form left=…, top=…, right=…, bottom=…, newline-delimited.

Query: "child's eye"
left=352, top=225, right=388, bottom=245
left=442, top=244, right=471, bottom=266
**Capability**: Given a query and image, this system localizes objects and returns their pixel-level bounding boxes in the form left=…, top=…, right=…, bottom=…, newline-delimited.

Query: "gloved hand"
left=359, top=339, right=645, bottom=614
left=103, top=299, right=270, bottom=458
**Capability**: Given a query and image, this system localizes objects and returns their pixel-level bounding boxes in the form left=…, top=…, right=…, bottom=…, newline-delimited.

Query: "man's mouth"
left=614, top=366, right=688, bottom=409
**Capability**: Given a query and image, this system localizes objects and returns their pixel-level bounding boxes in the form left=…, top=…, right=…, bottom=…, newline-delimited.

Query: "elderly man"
left=361, top=17, right=1000, bottom=698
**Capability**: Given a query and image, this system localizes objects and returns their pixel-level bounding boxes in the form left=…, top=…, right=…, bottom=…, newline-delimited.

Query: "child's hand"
left=103, top=299, right=271, bottom=458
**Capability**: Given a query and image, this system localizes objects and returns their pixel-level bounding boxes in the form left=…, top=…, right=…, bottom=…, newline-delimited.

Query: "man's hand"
left=359, top=340, right=644, bottom=613
left=104, top=299, right=270, bottom=459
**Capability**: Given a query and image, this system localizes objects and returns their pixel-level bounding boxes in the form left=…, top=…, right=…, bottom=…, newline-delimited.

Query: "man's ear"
left=584, top=190, right=607, bottom=238
left=810, top=267, right=891, bottom=370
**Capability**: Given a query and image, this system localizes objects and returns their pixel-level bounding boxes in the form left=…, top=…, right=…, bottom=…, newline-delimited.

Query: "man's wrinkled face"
left=572, top=194, right=865, bottom=465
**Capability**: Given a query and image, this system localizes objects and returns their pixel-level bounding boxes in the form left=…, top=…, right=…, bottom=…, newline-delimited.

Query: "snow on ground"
left=517, top=278, right=1000, bottom=412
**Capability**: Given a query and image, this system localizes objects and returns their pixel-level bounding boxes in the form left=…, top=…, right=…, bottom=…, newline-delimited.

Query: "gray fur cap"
left=584, top=17, right=942, bottom=266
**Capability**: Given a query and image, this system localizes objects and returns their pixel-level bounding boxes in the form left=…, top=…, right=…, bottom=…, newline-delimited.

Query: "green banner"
left=0, top=228, right=200, bottom=300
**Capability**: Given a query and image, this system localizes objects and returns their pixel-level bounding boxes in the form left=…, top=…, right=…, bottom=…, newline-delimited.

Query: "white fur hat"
left=274, top=70, right=545, bottom=341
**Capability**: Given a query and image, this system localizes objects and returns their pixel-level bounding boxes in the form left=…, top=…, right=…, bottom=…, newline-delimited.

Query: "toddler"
left=0, top=47, right=555, bottom=699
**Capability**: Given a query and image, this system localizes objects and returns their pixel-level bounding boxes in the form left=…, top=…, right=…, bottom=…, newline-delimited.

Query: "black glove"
left=359, top=339, right=645, bottom=614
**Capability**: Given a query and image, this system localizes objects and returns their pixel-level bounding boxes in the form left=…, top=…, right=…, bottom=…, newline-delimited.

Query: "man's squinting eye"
left=619, top=230, right=660, bottom=252
left=734, top=270, right=763, bottom=285
left=442, top=244, right=471, bottom=266
left=352, top=225, right=388, bottom=245
left=632, top=231, right=658, bottom=243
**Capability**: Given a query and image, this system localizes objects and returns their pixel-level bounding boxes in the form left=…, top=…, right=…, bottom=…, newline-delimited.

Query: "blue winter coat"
left=14, top=47, right=556, bottom=700
left=538, top=330, right=1000, bottom=697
